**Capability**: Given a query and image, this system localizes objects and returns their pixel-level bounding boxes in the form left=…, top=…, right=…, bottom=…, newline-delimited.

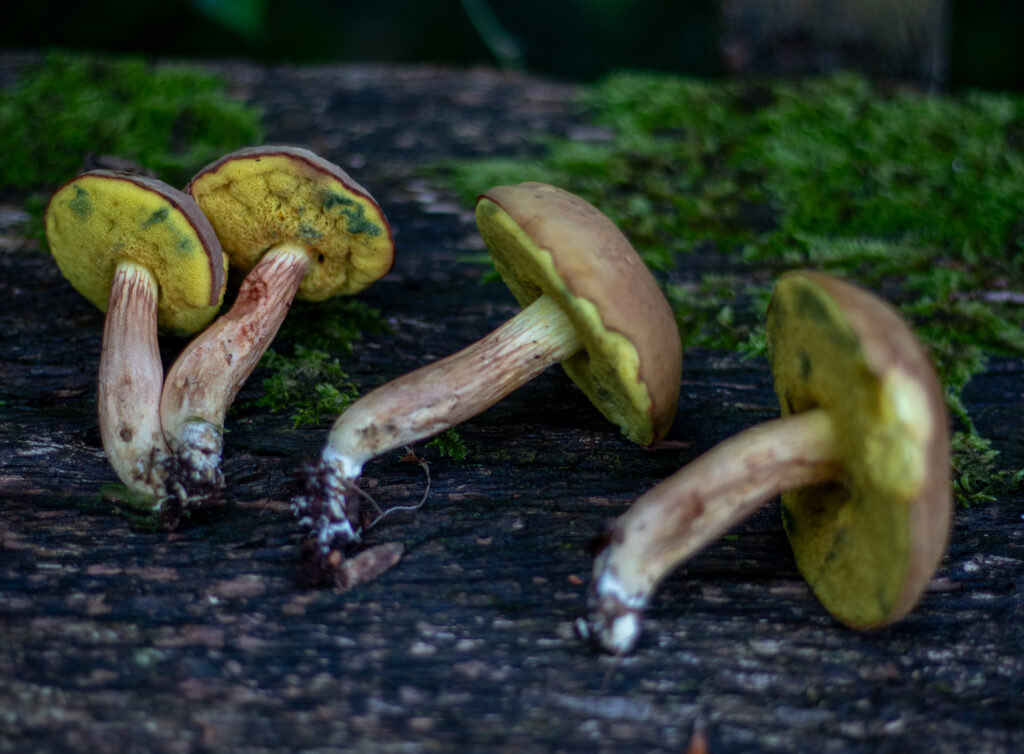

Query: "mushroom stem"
left=97, top=261, right=172, bottom=502
left=293, top=293, right=583, bottom=557
left=325, top=292, right=583, bottom=479
left=584, top=408, right=842, bottom=654
left=160, top=243, right=311, bottom=496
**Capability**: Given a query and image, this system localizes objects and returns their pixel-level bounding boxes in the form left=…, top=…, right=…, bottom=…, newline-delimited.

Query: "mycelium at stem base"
left=583, top=409, right=842, bottom=655
left=160, top=243, right=311, bottom=497
left=293, top=293, right=583, bottom=556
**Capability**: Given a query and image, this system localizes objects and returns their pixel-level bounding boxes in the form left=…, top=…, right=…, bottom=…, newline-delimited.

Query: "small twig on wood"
left=344, top=477, right=386, bottom=517
left=366, top=447, right=431, bottom=529
left=686, top=719, right=709, bottom=754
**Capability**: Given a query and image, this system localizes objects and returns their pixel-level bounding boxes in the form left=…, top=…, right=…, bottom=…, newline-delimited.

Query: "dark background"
left=1, top=0, right=1022, bottom=89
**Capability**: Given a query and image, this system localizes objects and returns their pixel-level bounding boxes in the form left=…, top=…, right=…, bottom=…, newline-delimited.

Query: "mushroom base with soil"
left=292, top=293, right=583, bottom=579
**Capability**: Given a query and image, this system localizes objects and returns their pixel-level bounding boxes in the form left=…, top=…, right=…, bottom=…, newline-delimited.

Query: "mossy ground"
left=445, top=71, right=1024, bottom=504
left=0, top=51, right=263, bottom=192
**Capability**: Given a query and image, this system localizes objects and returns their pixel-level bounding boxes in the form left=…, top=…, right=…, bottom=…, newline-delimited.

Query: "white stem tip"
left=291, top=459, right=364, bottom=583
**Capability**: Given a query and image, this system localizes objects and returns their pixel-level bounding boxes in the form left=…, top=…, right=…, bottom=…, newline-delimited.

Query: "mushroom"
left=159, top=146, right=395, bottom=500
left=45, top=170, right=226, bottom=516
left=581, top=271, right=951, bottom=654
left=293, top=182, right=682, bottom=579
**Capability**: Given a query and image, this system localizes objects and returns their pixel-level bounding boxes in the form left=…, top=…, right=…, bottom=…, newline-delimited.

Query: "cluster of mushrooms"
left=45, top=145, right=951, bottom=655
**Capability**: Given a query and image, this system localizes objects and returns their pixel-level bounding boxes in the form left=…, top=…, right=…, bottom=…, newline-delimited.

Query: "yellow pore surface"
left=46, top=174, right=223, bottom=335
left=189, top=153, right=393, bottom=301
left=766, top=273, right=933, bottom=628
left=475, top=198, right=654, bottom=445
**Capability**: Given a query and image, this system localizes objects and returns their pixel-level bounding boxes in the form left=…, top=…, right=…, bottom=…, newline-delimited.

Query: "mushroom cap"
left=476, top=182, right=681, bottom=446
left=765, top=270, right=951, bottom=628
left=186, top=146, right=394, bottom=302
left=45, top=170, right=226, bottom=336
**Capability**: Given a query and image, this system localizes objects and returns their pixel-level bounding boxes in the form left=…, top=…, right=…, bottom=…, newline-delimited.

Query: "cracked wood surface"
left=1, top=56, right=1023, bottom=753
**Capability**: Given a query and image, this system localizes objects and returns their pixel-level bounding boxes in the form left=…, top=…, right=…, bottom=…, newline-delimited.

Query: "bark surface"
left=1, top=54, right=1022, bottom=753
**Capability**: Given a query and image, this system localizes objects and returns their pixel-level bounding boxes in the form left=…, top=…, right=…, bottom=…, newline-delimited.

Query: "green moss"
left=4, top=51, right=262, bottom=250
left=253, top=347, right=358, bottom=428
left=247, top=299, right=387, bottom=428
left=1, top=51, right=263, bottom=191
left=425, top=429, right=469, bottom=462
left=97, top=483, right=179, bottom=531
left=952, top=432, right=1024, bottom=506
left=445, top=70, right=1024, bottom=504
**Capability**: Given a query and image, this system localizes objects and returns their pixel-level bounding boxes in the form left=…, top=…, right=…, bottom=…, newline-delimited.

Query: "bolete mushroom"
left=293, top=182, right=682, bottom=579
left=159, top=146, right=395, bottom=499
left=45, top=170, right=226, bottom=515
left=581, top=271, right=951, bottom=654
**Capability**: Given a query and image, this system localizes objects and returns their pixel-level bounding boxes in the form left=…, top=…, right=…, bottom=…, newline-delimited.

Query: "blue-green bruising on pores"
left=141, top=207, right=169, bottom=228
left=140, top=205, right=195, bottom=253
left=321, top=190, right=382, bottom=236
left=68, top=186, right=92, bottom=218
left=299, top=223, right=324, bottom=241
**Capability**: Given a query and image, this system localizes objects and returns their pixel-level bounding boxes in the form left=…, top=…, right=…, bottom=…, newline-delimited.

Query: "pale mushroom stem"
left=97, top=261, right=172, bottom=502
left=325, top=292, right=582, bottom=478
left=294, top=293, right=583, bottom=554
left=161, top=243, right=311, bottom=495
left=584, top=408, right=843, bottom=654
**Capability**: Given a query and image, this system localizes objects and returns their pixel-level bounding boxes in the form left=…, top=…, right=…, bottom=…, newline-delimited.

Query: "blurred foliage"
left=446, top=70, right=1024, bottom=504
left=189, top=0, right=270, bottom=43
left=0, top=1, right=1020, bottom=88
left=0, top=51, right=263, bottom=191
left=0, top=1, right=719, bottom=81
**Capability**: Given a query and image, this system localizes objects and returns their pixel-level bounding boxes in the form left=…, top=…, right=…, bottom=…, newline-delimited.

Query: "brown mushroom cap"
left=766, top=270, right=951, bottom=628
left=45, top=171, right=226, bottom=336
left=186, top=146, right=394, bottom=302
left=476, top=182, right=681, bottom=446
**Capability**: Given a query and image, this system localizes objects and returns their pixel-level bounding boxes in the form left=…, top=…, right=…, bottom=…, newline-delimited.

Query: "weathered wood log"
left=1, top=56, right=1022, bottom=753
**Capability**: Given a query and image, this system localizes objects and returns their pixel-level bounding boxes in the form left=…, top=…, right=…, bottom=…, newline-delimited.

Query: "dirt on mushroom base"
left=442, top=70, right=1024, bottom=504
